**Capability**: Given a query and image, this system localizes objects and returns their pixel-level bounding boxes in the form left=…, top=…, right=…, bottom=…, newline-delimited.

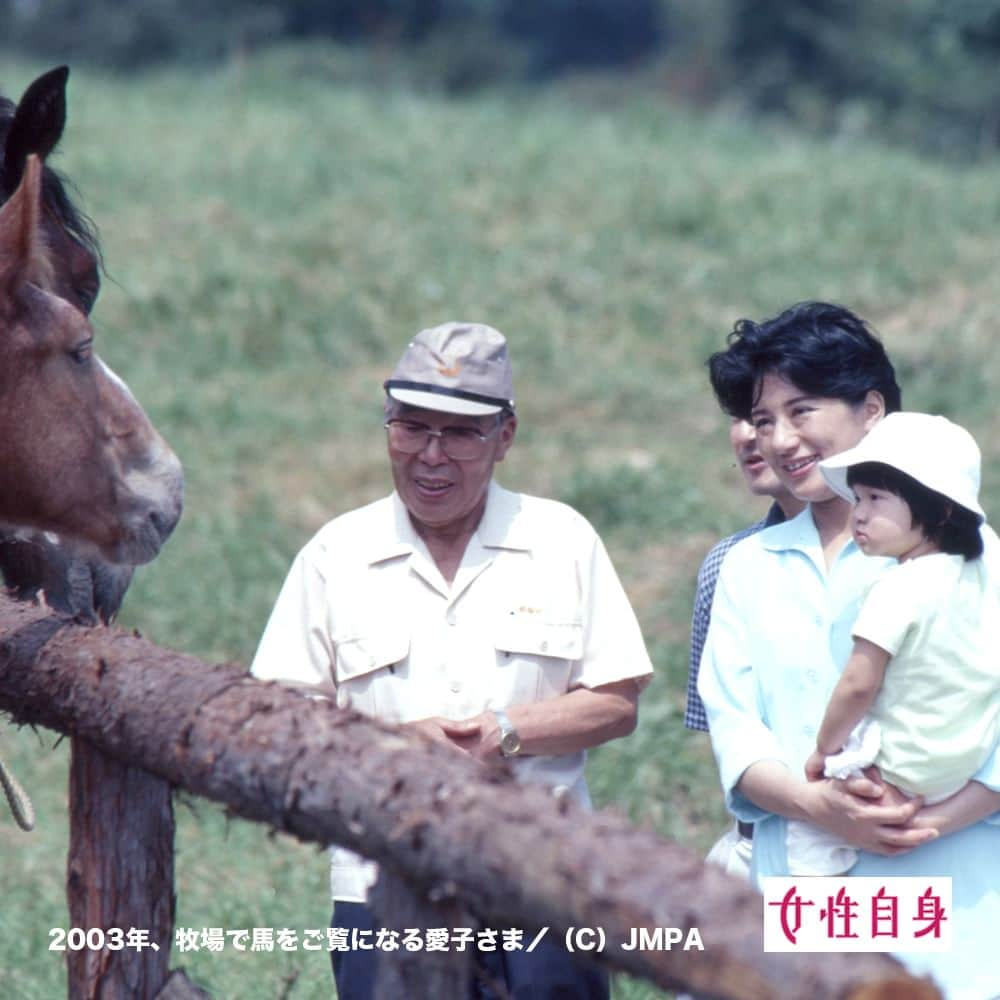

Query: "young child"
left=785, top=411, right=1000, bottom=876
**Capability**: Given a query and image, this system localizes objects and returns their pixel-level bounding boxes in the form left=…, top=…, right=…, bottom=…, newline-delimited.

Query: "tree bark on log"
left=0, top=594, right=942, bottom=1000
left=369, top=865, right=471, bottom=998
left=66, top=737, right=174, bottom=999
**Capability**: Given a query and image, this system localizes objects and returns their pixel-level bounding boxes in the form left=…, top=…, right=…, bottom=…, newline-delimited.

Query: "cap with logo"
left=384, top=321, right=515, bottom=417
left=820, top=411, right=985, bottom=522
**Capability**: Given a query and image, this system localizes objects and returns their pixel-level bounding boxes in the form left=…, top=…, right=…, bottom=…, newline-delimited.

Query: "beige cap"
left=384, top=321, right=515, bottom=416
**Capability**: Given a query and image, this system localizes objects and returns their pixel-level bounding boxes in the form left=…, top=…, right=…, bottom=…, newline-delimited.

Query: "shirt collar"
left=759, top=505, right=825, bottom=555
left=476, top=481, right=533, bottom=552
left=760, top=503, right=877, bottom=584
left=363, top=493, right=420, bottom=565
left=366, top=481, right=531, bottom=566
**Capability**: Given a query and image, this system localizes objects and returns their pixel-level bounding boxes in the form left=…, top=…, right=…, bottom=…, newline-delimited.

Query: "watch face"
left=501, top=730, right=521, bottom=756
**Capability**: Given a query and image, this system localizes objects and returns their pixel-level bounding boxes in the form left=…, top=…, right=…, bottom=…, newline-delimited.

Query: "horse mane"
left=0, top=94, right=104, bottom=275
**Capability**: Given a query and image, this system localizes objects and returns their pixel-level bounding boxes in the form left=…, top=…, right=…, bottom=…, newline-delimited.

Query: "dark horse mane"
left=0, top=68, right=131, bottom=624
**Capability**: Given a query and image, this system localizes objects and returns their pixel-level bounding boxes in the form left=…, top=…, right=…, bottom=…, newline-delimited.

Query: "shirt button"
left=336, top=689, right=351, bottom=710
left=540, top=640, right=549, bottom=652
left=450, top=680, right=462, bottom=693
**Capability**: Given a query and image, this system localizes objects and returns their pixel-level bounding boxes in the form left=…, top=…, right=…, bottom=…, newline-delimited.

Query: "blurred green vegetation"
left=2, top=48, right=1000, bottom=998
left=4, top=1, right=1000, bottom=155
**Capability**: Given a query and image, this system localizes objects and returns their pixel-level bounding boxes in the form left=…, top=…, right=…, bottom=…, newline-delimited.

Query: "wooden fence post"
left=369, top=866, right=470, bottom=998
left=66, top=738, right=174, bottom=999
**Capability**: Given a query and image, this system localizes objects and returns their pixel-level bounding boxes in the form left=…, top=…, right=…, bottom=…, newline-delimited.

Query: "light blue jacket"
left=699, top=507, right=1000, bottom=1000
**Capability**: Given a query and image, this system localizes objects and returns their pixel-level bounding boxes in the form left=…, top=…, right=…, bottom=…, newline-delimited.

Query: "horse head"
left=0, top=154, right=184, bottom=565
left=0, top=69, right=180, bottom=832
left=1, top=67, right=134, bottom=619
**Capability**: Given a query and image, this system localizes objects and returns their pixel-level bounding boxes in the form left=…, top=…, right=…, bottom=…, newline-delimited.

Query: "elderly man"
left=251, top=321, right=653, bottom=1000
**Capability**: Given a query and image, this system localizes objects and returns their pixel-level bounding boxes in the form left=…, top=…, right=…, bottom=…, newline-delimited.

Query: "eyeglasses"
left=384, top=418, right=501, bottom=461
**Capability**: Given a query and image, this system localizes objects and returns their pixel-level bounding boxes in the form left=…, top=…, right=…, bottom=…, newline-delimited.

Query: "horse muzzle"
left=112, top=447, right=185, bottom=566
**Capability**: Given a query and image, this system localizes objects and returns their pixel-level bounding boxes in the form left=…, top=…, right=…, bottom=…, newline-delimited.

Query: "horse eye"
left=69, top=340, right=93, bottom=364
left=78, top=286, right=98, bottom=313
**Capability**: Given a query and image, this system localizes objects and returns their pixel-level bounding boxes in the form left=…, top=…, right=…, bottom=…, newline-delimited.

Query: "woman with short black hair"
left=699, top=301, right=1000, bottom=999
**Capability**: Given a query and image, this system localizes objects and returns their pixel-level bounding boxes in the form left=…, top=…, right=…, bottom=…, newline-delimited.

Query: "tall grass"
left=3, top=48, right=1000, bottom=998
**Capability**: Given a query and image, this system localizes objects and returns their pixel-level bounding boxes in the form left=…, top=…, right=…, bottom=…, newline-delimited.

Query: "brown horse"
left=0, top=67, right=152, bottom=618
left=1, top=70, right=183, bottom=830
left=0, top=154, right=183, bottom=565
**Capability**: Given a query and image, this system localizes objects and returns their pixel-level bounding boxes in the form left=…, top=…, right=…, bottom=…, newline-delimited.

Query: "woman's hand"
left=736, top=760, right=939, bottom=855
left=910, top=780, right=1000, bottom=838
left=798, top=777, right=937, bottom=855
left=741, top=759, right=935, bottom=855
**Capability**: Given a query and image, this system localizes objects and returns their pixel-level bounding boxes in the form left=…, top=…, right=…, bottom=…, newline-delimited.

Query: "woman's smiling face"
left=750, top=372, right=884, bottom=504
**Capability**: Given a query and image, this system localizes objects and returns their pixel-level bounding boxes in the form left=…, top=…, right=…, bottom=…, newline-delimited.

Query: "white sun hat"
left=820, top=412, right=985, bottom=521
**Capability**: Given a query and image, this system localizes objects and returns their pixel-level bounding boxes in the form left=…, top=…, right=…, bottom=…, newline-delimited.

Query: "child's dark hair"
left=847, top=462, right=983, bottom=560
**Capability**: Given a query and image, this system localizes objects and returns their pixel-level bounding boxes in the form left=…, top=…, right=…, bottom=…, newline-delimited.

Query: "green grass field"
left=3, top=46, right=1000, bottom=998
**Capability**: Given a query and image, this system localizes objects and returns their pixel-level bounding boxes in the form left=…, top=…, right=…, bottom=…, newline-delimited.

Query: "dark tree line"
left=4, top=1, right=1000, bottom=154
left=3, top=0, right=665, bottom=73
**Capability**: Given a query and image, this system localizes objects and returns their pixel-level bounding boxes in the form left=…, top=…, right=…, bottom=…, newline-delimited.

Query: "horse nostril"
left=148, top=509, right=168, bottom=540
left=148, top=504, right=180, bottom=543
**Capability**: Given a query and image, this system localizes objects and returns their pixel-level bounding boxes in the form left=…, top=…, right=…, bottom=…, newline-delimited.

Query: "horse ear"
left=0, top=155, right=52, bottom=305
left=1, top=66, right=69, bottom=193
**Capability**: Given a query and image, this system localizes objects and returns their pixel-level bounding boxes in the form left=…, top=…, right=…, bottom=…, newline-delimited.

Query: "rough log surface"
left=0, top=594, right=941, bottom=1000
left=67, top=737, right=174, bottom=999
left=369, top=866, right=470, bottom=998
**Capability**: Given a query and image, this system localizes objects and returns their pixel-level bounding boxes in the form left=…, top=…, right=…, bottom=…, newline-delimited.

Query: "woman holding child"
left=697, top=301, right=1000, bottom=1000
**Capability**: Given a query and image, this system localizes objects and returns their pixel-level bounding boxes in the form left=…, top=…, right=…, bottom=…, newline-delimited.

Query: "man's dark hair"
left=847, top=461, right=983, bottom=560
left=708, top=301, right=902, bottom=421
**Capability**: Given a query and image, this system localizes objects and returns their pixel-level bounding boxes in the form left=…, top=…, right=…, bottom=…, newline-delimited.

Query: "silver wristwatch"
left=493, top=709, right=522, bottom=758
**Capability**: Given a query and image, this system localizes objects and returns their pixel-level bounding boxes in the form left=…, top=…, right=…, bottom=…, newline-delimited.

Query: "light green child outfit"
left=785, top=547, right=1000, bottom=876
left=852, top=550, right=1000, bottom=800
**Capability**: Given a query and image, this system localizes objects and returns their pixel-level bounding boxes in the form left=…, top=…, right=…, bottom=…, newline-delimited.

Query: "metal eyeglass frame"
left=383, top=415, right=503, bottom=460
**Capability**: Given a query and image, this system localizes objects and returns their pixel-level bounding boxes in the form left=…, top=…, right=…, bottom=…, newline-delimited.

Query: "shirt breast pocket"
left=333, top=631, right=410, bottom=719
left=493, top=616, right=584, bottom=703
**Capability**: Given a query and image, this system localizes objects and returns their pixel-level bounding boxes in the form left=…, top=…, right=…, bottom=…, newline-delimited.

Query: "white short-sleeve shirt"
left=251, top=481, right=653, bottom=900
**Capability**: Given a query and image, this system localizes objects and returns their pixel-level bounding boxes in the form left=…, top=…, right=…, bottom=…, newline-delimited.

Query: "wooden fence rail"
left=0, top=593, right=941, bottom=1000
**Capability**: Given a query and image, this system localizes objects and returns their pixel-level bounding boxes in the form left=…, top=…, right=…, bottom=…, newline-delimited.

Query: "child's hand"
left=804, top=749, right=827, bottom=782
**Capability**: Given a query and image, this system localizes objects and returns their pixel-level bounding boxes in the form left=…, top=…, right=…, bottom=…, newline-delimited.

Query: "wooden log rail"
left=0, top=593, right=942, bottom=1000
